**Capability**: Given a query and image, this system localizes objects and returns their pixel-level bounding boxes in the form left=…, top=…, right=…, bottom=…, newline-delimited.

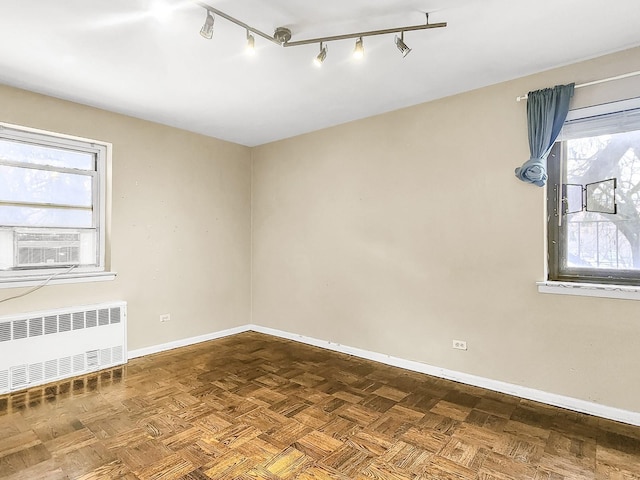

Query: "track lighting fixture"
left=353, top=37, right=364, bottom=59
left=395, top=32, right=411, bottom=57
left=200, top=11, right=214, bottom=39
left=314, top=42, right=327, bottom=67
left=195, top=2, right=447, bottom=64
left=246, top=30, right=255, bottom=55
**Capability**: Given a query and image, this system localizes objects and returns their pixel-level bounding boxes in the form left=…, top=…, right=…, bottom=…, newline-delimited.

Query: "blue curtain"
left=515, top=83, right=575, bottom=187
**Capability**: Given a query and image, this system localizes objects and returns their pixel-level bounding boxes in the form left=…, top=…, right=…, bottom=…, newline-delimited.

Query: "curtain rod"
left=515, top=70, right=640, bottom=102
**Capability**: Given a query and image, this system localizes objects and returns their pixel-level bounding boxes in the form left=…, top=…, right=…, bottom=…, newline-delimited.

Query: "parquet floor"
left=1, top=332, right=639, bottom=479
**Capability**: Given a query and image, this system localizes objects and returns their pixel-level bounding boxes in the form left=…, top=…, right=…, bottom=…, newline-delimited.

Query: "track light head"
left=200, top=11, right=214, bottom=39
left=353, top=37, right=364, bottom=59
left=314, top=42, right=328, bottom=67
left=246, top=30, right=256, bottom=55
left=395, top=32, right=411, bottom=57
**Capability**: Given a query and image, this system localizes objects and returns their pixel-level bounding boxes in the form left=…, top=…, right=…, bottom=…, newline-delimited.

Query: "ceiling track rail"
left=195, top=2, right=446, bottom=48
left=196, top=2, right=281, bottom=45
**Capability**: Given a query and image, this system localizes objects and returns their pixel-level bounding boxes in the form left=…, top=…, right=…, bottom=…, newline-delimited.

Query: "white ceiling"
left=0, top=0, right=639, bottom=146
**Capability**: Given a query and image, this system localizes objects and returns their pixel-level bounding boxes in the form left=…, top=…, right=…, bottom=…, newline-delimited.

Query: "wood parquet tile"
left=1, top=331, right=639, bottom=479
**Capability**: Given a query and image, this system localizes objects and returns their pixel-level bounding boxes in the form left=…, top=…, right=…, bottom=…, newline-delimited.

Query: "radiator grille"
left=0, top=306, right=123, bottom=343
left=0, top=301, right=127, bottom=394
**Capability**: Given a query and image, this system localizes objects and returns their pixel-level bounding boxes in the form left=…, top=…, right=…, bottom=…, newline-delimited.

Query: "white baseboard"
left=248, top=324, right=640, bottom=427
left=128, top=325, right=251, bottom=359
left=126, top=323, right=640, bottom=427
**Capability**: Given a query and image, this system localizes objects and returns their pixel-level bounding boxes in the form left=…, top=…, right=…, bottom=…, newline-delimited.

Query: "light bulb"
left=353, top=37, right=364, bottom=59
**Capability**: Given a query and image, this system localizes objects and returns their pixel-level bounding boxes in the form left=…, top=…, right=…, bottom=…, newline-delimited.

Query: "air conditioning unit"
left=15, top=231, right=81, bottom=267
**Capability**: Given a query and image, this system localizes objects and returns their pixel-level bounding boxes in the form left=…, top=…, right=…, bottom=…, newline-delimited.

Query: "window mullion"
left=0, top=200, right=93, bottom=211
left=0, top=158, right=95, bottom=176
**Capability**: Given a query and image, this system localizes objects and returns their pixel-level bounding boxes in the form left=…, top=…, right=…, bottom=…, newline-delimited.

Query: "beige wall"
left=2, top=47, right=639, bottom=413
left=252, top=47, right=640, bottom=412
left=0, top=85, right=252, bottom=350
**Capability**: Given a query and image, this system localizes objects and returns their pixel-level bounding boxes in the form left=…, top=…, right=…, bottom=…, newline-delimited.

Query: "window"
left=0, top=123, right=110, bottom=284
left=547, top=98, right=640, bottom=285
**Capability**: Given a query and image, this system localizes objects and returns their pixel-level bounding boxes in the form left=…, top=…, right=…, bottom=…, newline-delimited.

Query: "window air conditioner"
left=15, top=231, right=81, bottom=268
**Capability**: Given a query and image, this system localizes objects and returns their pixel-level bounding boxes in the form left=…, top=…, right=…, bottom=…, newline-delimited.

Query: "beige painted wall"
left=0, top=85, right=252, bottom=350
left=252, top=47, right=640, bottom=412
left=2, top=47, right=639, bottom=413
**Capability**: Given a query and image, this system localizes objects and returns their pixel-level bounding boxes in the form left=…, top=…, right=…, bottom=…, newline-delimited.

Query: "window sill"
left=537, top=281, right=640, bottom=301
left=0, top=271, right=117, bottom=289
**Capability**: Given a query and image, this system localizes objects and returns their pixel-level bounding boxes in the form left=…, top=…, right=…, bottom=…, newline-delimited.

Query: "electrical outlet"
left=160, top=313, right=171, bottom=323
left=452, top=339, right=467, bottom=350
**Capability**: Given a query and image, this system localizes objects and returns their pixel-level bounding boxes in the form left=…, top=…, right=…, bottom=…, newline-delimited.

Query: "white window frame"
left=0, top=122, right=114, bottom=288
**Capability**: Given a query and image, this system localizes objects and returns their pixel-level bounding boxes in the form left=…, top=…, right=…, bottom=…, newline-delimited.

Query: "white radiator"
left=0, top=301, right=127, bottom=394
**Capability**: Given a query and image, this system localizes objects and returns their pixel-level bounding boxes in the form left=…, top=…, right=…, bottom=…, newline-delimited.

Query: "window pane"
left=585, top=179, right=616, bottom=214
left=0, top=206, right=92, bottom=228
left=0, top=165, right=92, bottom=207
left=0, top=138, right=94, bottom=170
left=565, top=130, right=640, bottom=271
